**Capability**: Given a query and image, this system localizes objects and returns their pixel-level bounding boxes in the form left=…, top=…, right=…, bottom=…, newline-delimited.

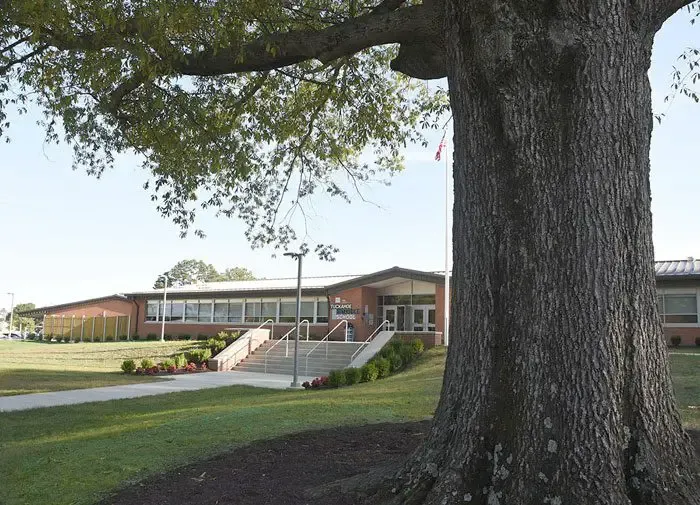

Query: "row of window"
left=145, top=299, right=330, bottom=324
left=377, top=294, right=436, bottom=306
left=657, top=293, right=698, bottom=324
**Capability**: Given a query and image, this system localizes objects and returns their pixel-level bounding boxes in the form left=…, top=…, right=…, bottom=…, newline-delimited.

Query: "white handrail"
left=304, top=320, right=348, bottom=373
left=350, top=320, right=390, bottom=363
left=220, top=319, right=275, bottom=370
left=264, top=320, right=310, bottom=372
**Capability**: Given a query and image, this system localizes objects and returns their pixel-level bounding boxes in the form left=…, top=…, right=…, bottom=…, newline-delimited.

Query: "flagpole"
left=443, top=133, right=450, bottom=347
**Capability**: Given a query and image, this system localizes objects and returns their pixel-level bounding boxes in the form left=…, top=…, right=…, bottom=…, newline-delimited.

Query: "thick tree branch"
left=173, top=5, right=439, bottom=77
left=653, top=0, right=698, bottom=28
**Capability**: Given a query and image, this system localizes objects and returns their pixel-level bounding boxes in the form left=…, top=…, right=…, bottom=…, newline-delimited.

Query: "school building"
left=22, top=259, right=700, bottom=346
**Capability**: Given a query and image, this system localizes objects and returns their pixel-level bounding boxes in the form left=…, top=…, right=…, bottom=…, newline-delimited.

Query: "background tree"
left=218, top=267, right=256, bottom=282
left=1, top=1, right=699, bottom=504
left=153, top=259, right=255, bottom=288
left=5, top=302, right=36, bottom=333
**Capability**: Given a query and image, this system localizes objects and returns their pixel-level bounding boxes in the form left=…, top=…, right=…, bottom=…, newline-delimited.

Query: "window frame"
left=657, top=289, right=700, bottom=327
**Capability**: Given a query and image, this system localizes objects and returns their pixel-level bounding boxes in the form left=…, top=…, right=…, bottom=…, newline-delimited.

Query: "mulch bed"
left=99, top=423, right=700, bottom=505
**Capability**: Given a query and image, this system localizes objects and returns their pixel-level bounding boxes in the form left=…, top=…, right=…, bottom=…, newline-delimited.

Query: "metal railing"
left=219, top=319, right=275, bottom=370
left=264, top=320, right=310, bottom=372
left=350, top=320, right=390, bottom=363
left=304, top=320, right=348, bottom=373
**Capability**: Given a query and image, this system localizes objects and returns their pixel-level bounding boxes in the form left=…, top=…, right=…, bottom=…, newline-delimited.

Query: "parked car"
left=1, top=331, right=23, bottom=339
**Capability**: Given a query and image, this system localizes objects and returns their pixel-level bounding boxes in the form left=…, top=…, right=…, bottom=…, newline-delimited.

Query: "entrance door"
left=413, top=307, right=425, bottom=332
left=396, top=306, right=406, bottom=331
left=385, top=308, right=397, bottom=331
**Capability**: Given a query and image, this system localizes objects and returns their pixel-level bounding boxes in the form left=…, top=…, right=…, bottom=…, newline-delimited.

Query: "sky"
left=1, top=10, right=700, bottom=309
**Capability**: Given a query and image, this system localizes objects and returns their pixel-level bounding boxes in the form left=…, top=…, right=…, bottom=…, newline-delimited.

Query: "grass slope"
left=0, top=348, right=696, bottom=505
left=0, top=341, right=199, bottom=395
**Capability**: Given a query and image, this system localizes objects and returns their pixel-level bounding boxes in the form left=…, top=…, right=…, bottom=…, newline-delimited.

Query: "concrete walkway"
left=0, top=371, right=314, bottom=413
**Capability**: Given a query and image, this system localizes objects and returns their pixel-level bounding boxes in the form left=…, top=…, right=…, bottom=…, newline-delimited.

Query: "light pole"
left=160, top=274, right=168, bottom=342
left=6, top=292, right=14, bottom=336
left=284, top=251, right=305, bottom=388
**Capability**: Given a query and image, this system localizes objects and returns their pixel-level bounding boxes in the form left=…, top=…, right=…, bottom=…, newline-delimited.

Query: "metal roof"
left=126, top=274, right=361, bottom=297
left=655, top=258, right=700, bottom=278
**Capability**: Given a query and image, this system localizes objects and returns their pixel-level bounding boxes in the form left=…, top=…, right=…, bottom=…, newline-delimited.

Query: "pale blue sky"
left=1, top=10, right=699, bottom=308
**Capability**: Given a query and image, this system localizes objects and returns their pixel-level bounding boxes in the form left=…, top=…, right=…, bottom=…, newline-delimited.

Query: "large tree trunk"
left=388, top=2, right=700, bottom=504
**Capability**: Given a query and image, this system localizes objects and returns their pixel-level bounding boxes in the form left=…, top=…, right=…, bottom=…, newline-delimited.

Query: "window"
left=316, top=301, right=329, bottom=323
left=170, top=301, right=184, bottom=322
left=378, top=294, right=435, bottom=305
left=146, top=301, right=159, bottom=322
left=412, top=294, right=436, bottom=305
left=279, top=302, right=296, bottom=323
left=262, top=301, right=278, bottom=321
left=658, top=293, right=698, bottom=324
left=185, top=302, right=199, bottom=322
left=245, top=301, right=262, bottom=322
left=214, top=302, right=229, bottom=322
left=228, top=302, right=243, bottom=323
left=301, top=302, right=314, bottom=321
left=198, top=302, right=212, bottom=322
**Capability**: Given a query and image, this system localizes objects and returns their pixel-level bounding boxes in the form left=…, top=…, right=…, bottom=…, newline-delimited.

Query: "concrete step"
left=239, top=356, right=353, bottom=365
left=234, top=364, right=344, bottom=376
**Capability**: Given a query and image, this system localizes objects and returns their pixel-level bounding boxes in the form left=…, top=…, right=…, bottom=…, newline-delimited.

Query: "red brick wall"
left=662, top=327, right=700, bottom=347
left=393, top=332, right=443, bottom=349
left=435, top=285, right=446, bottom=336
left=327, top=286, right=378, bottom=341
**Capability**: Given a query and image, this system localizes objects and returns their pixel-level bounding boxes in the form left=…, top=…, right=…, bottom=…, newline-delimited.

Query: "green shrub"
left=164, top=334, right=173, bottom=341
left=205, top=338, right=227, bottom=355
left=388, top=339, right=405, bottom=354
left=105, top=335, right=115, bottom=342
left=119, top=335, right=128, bottom=341
left=174, top=353, right=187, bottom=368
left=181, top=334, right=192, bottom=341
left=161, top=359, right=175, bottom=368
left=399, top=345, right=415, bottom=366
left=197, top=334, right=209, bottom=341
left=670, top=335, right=682, bottom=347
left=121, top=359, right=137, bottom=374
left=361, top=362, right=379, bottom=382
left=146, top=333, right=157, bottom=341
left=410, top=338, right=425, bottom=356
left=374, top=357, right=391, bottom=378
left=695, top=336, right=700, bottom=346
left=132, top=334, right=140, bottom=341
left=328, top=369, right=345, bottom=388
left=44, top=334, right=52, bottom=342
left=140, top=358, right=155, bottom=369
left=388, top=352, right=403, bottom=372
left=216, top=331, right=240, bottom=346
left=344, top=367, right=362, bottom=386
left=185, top=348, right=212, bottom=365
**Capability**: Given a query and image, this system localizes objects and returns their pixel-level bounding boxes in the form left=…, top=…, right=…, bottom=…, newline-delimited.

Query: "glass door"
left=413, top=307, right=425, bottom=331
left=396, top=306, right=406, bottom=331
left=385, top=307, right=397, bottom=331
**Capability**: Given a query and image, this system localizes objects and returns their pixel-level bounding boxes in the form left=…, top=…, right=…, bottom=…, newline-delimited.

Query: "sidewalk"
left=0, top=371, right=313, bottom=413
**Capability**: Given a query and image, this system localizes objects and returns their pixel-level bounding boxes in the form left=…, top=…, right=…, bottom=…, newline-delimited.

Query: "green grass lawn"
left=0, top=347, right=696, bottom=505
left=0, top=341, right=200, bottom=395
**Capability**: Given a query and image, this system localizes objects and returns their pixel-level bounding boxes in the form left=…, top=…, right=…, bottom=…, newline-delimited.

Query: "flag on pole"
left=435, top=133, right=447, bottom=161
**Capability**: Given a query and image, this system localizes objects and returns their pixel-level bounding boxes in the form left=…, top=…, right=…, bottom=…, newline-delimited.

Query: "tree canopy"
left=0, top=0, right=449, bottom=257
left=5, top=302, right=36, bottom=332
left=153, top=259, right=255, bottom=288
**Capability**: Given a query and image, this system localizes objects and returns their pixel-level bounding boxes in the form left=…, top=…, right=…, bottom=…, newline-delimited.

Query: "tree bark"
left=386, top=1, right=700, bottom=504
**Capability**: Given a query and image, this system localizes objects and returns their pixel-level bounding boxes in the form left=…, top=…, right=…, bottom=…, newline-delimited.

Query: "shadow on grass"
left=0, top=368, right=164, bottom=396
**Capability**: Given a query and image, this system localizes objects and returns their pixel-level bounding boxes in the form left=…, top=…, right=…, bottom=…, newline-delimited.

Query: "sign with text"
left=331, top=303, right=360, bottom=320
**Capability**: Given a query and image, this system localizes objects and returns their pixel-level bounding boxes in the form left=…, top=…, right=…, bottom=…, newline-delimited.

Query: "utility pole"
left=6, top=292, right=14, bottom=336
left=160, top=274, right=168, bottom=342
left=283, top=251, right=305, bottom=388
